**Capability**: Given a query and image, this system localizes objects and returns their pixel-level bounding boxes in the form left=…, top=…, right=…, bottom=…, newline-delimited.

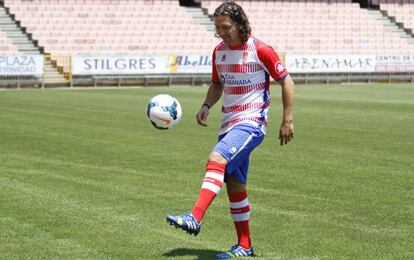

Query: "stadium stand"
left=2, top=0, right=220, bottom=76
left=5, top=0, right=218, bottom=54
left=376, top=0, right=414, bottom=33
left=202, top=0, right=414, bottom=54
left=4, top=0, right=412, bottom=58
left=0, top=0, right=413, bottom=87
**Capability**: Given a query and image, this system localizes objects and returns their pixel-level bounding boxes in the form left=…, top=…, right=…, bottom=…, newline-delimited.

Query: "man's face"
left=214, top=15, right=241, bottom=46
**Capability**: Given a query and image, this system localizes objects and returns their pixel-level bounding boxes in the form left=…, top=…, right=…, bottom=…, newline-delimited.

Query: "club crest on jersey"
left=242, top=51, right=248, bottom=64
left=275, top=61, right=285, bottom=73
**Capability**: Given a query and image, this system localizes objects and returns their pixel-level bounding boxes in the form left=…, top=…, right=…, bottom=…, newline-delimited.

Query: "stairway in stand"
left=0, top=3, right=68, bottom=86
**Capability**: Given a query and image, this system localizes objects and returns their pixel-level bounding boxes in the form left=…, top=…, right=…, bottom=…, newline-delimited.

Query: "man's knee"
left=208, top=151, right=228, bottom=164
left=226, top=175, right=246, bottom=193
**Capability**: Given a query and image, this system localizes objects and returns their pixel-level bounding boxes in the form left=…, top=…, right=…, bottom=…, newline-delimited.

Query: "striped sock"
left=191, top=161, right=226, bottom=223
left=229, top=190, right=251, bottom=249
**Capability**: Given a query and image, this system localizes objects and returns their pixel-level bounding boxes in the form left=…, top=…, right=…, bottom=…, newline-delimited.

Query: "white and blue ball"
left=146, top=94, right=182, bottom=130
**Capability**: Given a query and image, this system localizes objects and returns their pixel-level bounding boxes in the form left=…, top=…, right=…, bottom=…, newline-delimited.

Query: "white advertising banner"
left=375, top=54, right=414, bottom=72
left=168, top=55, right=212, bottom=73
left=0, top=55, right=43, bottom=76
left=71, top=55, right=169, bottom=75
left=285, top=55, right=376, bottom=73
left=71, top=54, right=414, bottom=75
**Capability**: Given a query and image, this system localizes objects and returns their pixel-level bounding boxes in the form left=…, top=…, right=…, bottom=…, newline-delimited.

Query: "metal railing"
left=292, top=72, right=414, bottom=84
left=71, top=73, right=212, bottom=87
left=1, top=72, right=414, bottom=89
left=0, top=75, right=42, bottom=89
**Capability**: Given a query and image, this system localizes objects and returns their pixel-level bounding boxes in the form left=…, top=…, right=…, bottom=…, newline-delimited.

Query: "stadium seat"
left=202, top=0, right=414, bottom=55
left=3, top=0, right=413, bottom=62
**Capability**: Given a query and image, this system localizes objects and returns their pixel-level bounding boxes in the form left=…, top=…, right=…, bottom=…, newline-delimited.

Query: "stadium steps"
left=0, top=4, right=67, bottom=85
left=368, top=9, right=414, bottom=45
left=184, top=6, right=215, bottom=32
left=42, top=57, right=69, bottom=85
left=0, top=7, right=39, bottom=54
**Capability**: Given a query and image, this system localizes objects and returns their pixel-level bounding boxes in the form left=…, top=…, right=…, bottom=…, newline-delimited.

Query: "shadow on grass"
left=163, top=248, right=222, bottom=259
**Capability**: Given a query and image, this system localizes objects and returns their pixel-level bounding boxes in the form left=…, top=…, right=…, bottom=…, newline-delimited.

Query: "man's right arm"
left=196, top=82, right=224, bottom=127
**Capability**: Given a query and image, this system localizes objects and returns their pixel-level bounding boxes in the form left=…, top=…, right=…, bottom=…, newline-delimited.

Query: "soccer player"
left=166, top=1, right=294, bottom=258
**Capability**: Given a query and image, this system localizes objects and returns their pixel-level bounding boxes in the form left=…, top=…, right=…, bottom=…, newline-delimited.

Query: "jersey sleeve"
left=211, top=46, right=220, bottom=84
left=256, top=44, right=288, bottom=81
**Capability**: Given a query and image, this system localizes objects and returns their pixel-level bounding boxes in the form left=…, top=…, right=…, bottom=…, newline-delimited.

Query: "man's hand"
left=196, top=105, right=209, bottom=127
left=279, top=120, right=294, bottom=146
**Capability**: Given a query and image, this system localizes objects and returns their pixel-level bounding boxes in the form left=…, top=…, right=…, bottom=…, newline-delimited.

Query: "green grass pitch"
left=0, top=83, right=413, bottom=259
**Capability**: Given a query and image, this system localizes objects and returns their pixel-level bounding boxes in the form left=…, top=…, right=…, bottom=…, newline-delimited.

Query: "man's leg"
left=166, top=151, right=227, bottom=235
left=191, top=151, right=228, bottom=222
left=167, top=124, right=262, bottom=238
left=226, top=175, right=251, bottom=250
left=215, top=174, right=254, bottom=259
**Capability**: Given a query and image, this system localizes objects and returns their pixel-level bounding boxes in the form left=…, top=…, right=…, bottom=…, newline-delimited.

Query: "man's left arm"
left=256, top=44, right=295, bottom=145
left=279, top=74, right=294, bottom=146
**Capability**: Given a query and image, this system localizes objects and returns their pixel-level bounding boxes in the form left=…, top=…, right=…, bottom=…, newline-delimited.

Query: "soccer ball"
left=146, top=94, right=182, bottom=130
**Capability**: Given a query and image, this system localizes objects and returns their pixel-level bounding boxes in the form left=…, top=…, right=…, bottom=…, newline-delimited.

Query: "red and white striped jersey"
left=212, top=36, right=288, bottom=135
